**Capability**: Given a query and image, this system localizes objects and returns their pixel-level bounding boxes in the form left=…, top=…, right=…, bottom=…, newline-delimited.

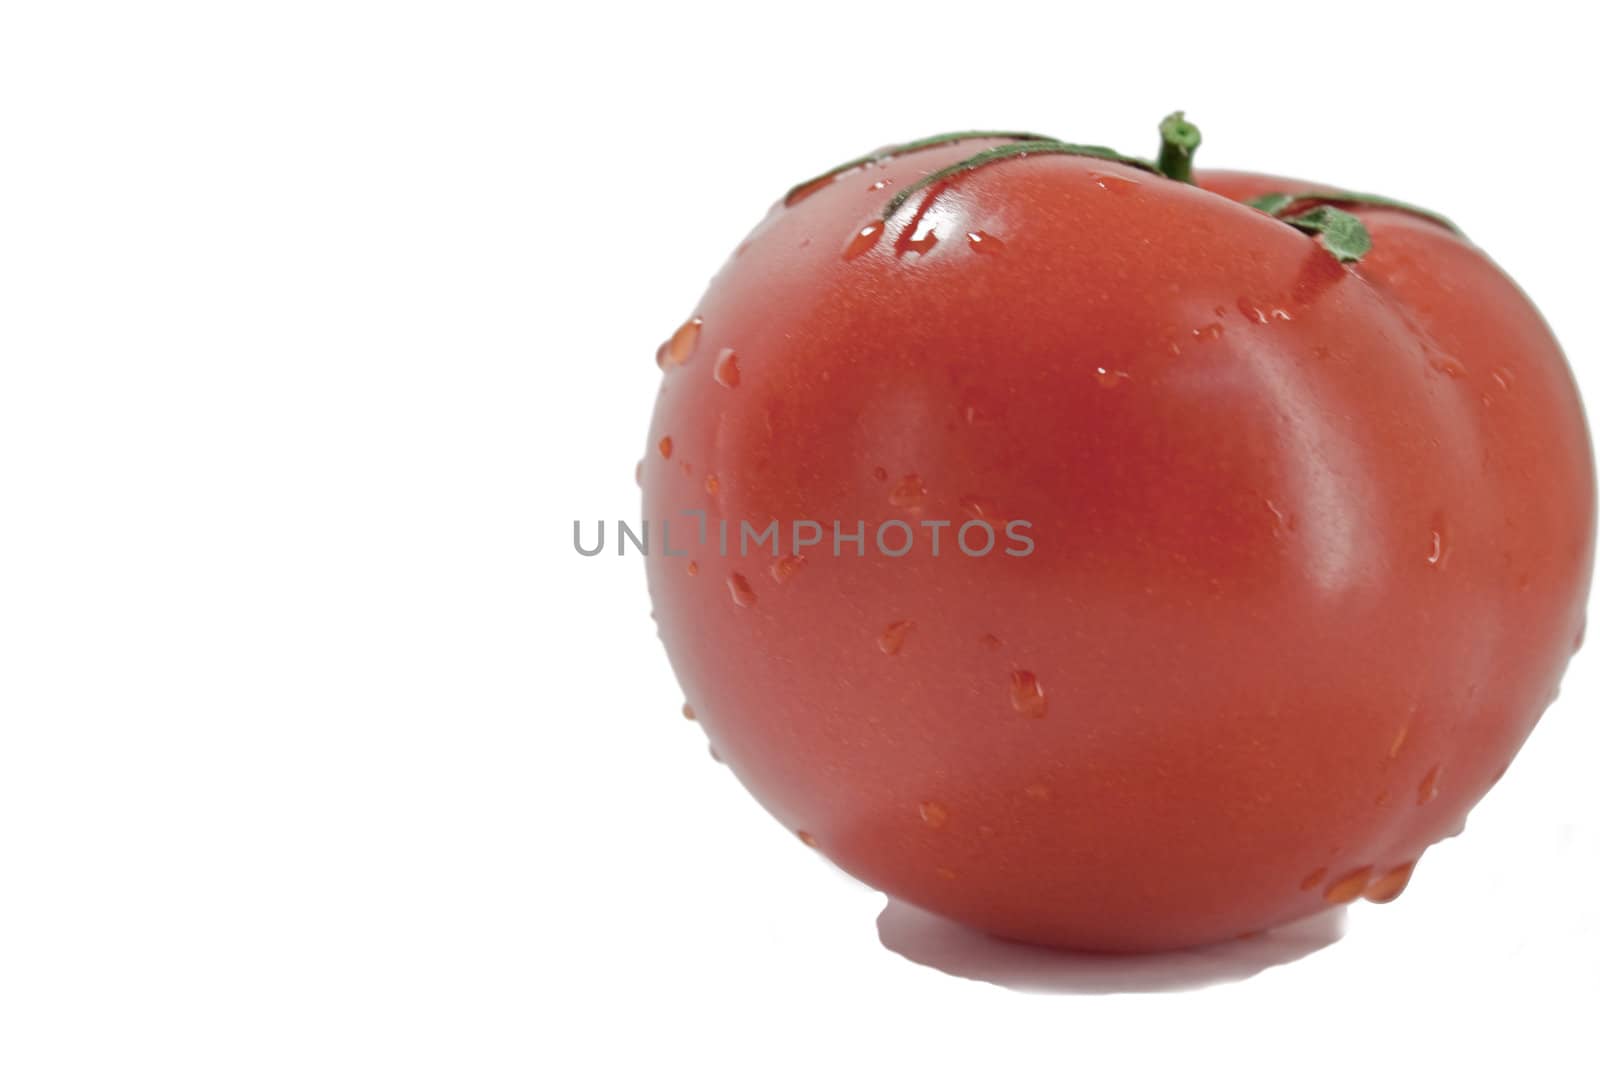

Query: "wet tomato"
left=641, top=115, right=1594, bottom=951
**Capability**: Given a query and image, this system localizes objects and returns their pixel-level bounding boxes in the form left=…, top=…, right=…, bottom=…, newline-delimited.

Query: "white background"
left=2, top=2, right=1596, bottom=1064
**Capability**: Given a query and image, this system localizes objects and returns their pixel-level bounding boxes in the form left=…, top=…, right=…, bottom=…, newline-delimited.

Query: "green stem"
left=1156, top=111, right=1201, bottom=183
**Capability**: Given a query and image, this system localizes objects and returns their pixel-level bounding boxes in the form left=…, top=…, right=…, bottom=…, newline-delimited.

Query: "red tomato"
left=641, top=119, right=1595, bottom=951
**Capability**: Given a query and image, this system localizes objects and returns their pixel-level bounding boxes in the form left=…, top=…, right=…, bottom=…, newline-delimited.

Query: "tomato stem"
left=1156, top=112, right=1201, bottom=183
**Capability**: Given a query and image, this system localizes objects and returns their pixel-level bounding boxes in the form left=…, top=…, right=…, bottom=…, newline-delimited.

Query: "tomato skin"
left=642, top=140, right=1595, bottom=951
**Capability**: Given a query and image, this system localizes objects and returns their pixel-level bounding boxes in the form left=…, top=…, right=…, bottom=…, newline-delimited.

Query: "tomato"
left=640, top=115, right=1595, bottom=952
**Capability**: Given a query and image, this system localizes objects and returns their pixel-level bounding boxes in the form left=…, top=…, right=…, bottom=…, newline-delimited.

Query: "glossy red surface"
left=642, top=139, right=1595, bottom=951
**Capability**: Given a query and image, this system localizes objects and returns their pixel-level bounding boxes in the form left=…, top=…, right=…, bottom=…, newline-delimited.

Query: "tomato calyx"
left=879, top=140, right=1159, bottom=218
left=784, top=112, right=1461, bottom=267
left=782, top=130, right=1054, bottom=206
left=1245, top=189, right=1462, bottom=236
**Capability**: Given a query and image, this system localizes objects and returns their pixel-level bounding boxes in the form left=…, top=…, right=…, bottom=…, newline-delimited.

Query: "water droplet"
left=664, top=317, right=702, bottom=366
left=769, top=554, right=805, bottom=583
left=686, top=560, right=699, bottom=576
left=1023, top=783, right=1051, bottom=801
left=1417, top=765, right=1441, bottom=805
left=878, top=619, right=914, bottom=655
left=919, top=801, right=949, bottom=829
left=1010, top=670, right=1046, bottom=718
left=1490, top=366, right=1516, bottom=391
left=1193, top=322, right=1225, bottom=343
left=1089, top=170, right=1141, bottom=194
left=966, top=229, right=1006, bottom=254
left=868, top=178, right=891, bottom=191
left=654, top=342, right=669, bottom=369
left=959, top=496, right=1002, bottom=524
left=681, top=703, right=696, bottom=720
left=1237, top=297, right=1270, bottom=325
left=704, top=473, right=720, bottom=495
left=797, top=830, right=817, bottom=847
left=872, top=466, right=888, bottom=482
left=1094, top=366, right=1130, bottom=389
left=844, top=220, right=885, bottom=260
left=1271, top=308, right=1294, bottom=321
left=901, top=219, right=939, bottom=255
left=1300, top=867, right=1327, bottom=891
left=889, top=474, right=926, bottom=508
left=1362, top=860, right=1416, bottom=903
left=714, top=347, right=741, bottom=388
left=634, top=460, right=643, bottom=486
left=1323, top=866, right=1373, bottom=903
left=727, top=573, right=756, bottom=607
left=679, top=460, right=693, bottom=476
left=657, top=436, right=673, bottom=458
left=1426, top=523, right=1449, bottom=568
left=935, top=866, right=957, bottom=881
left=1428, top=355, right=1468, bottom=379
left=1389, top=722, right=1409, bottom=759
left=1264, top=498, right=1297, bottom=535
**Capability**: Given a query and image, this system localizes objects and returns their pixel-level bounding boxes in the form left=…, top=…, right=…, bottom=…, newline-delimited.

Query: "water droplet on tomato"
left=704, top=473, right=719, bottom=496
left=959, top=496, right=1001, bottom=524
left=727, top=573, right=756, bottom=607
left=1094, top=366, right=1130, bottom=389
left=966, top=230, right=1006, bottom=254
left=1417, top=765, right=1441, bottom=805
left=664, top=317, right=702, bottom=366
left=1010, top=670, right=1046, bottom=718
left=1300, top=867, right=1327, bottom=891
left=872, top=466, right=888, bottom=482
left=714, top=348, right=741, bottom=388
left=1089, top=170, right=1140, bottom=193
left=1237, top=297, right=1270, bottom=325
left=1193, top=323, right=1225, bottom=343
left=657, top=436, right=673, bottom=459
left=1490, top=366, right=1516, bottom=391
left=686, top=560, right=698, bottom=576
left=889, top=474, right=927, bottom=508
left=634, top=460, right=643, bottom=486
left=919, top=801, right=949, bottom=829
left=769, top=554, right=805, bottom=583
left=844, top=220, right=885, bottom=260
left=1389, top=722, right=1409, bottom=759
left=681, top=703, right=696, bottom=720
left=1362, top=860, right=1416, bottom=903
left=797, top=830, right=817, bottom=847
left=902, top=219, right=939, bottom=255
left=878, top=619, right=914, bottom=655
left=868, top=178, right=891, bottom=191
left=1428, top=355, right=1467, bottom=379
left=1426, top=525, right=1449, bottom=568
left=1323, top=866, right=1373, bottom=903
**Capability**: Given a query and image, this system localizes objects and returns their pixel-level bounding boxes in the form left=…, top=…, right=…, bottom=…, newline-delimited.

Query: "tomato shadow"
left=876, top=899, right=1346, bottom=994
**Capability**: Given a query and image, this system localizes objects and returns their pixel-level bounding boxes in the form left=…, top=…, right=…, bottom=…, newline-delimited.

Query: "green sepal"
left=1280, top=205, right=1373, bottom=263
left=881, top=141, right=1158, bottom=219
